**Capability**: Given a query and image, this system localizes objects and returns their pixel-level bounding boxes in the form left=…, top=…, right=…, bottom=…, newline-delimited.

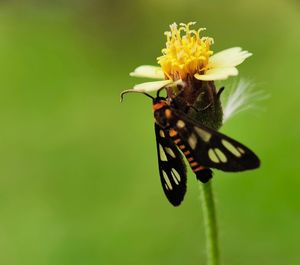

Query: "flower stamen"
left=157, top=22, right=214, bottom=81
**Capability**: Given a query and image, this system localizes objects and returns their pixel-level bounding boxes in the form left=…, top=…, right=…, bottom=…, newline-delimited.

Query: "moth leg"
left=217, top=86, right=225, bottom=98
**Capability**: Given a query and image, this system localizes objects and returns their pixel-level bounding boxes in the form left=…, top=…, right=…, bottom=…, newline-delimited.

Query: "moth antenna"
left=120, top=89, right=154, bottom=102
left=156, top=86, right=167, bottom=98
left=156, top=79, right=186, bottom=98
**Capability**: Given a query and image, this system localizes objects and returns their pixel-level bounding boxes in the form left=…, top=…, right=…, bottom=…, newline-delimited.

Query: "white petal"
left=194, top=67, right=238, bottom=81
left=133, top=80, right=173, bottom=92
left=129, top=65, right=165, bottom=79
left=209, top=47, right=252, bottom=68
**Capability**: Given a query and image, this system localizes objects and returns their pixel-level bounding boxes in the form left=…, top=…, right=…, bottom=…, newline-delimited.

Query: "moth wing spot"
left=165, top=147, right=176, bottom=158
left=208, top=148, right=220, bottom=163
left=159, top=130, right=165, bottom=138
left=194, top=127, right=211, bottom=142
left=162, top=170, right=173, bottom=190
left=188, top=133, right=197, bottom=150
left=171, top=168, right=181, bottom=184
left=222, top=139, right=242, bottom=157
left=159, top=144, right=168, bottom=161
left=214, top=148, right=227, bottom=163
left=176, top=120, right=185, bottom=129
left=237, top=147, right=245, bottom=154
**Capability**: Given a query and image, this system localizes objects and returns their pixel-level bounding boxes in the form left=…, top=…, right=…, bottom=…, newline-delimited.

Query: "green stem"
left=200, top=181, right=219, bottom=265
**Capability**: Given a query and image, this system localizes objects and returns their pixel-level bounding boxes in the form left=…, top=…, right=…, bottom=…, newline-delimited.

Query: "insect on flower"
left=121, top=22, right=260, bottom=206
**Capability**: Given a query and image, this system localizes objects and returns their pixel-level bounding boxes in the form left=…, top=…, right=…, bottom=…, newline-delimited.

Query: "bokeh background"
left=0, top=0, right=299, bottom=264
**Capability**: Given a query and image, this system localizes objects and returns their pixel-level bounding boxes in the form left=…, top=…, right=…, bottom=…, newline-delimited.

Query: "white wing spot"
left=237, top=147, right=245, bottom=154
left=171, top=169, right=181, bottom=184
left=159, top=130, right=165, bottom=138
left=188, top=133, right=197, bottom=150
left=222, top=139, right=242, bottom=157
left=194, top=127, right=211, bottom=142
left=214, top=148, right=227, bottom=163
left=177, top=120, right=185, bottom=128
left=162, top=170, right=172, bottom=190
left=208, top=148, right=220, bottom=163
left=165, top=147, right=176, bottom=158
left=159, top=144, right=168, bottom=161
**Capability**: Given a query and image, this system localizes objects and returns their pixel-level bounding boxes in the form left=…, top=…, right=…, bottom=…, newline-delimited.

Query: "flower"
left=127, top=22, right=252, bottom=93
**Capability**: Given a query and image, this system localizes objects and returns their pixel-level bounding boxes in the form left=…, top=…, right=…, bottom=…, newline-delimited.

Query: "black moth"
left=121, top=87, right=260, bottom=206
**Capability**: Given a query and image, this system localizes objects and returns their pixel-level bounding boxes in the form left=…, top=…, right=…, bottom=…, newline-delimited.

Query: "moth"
left=121, top=87, right=260, bottom=206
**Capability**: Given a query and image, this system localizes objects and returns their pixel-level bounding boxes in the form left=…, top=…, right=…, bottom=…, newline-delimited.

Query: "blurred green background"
left=0, top=0, right=299, bottom=264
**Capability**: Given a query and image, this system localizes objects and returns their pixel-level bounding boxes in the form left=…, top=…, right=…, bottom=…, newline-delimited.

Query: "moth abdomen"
left=195, top=168, right=213, bottom=183
left=167, top=124, right=213, bottom=183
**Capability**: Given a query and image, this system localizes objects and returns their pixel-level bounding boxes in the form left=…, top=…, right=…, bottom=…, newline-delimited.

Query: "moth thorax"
left=154, top=107, right=171, bottom=128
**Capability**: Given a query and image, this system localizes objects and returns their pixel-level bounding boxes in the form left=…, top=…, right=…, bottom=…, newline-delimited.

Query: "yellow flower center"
left=157, top=22, right=214, bottom=81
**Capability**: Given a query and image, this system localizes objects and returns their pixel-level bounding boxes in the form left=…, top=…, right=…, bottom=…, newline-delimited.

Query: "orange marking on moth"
left=193, top=166, right=205, bottom=172
left=190, top=161, right=199, bottom=168
left=187, top=157, right=194, bottom=162
left=184, top=150, right=191, bottom=156
left=165, top=109, right=172, bottom=119
left=179, top=145, right=186, bottom=150
left=174, top=139, right=181, bottom=144
left=169, top=129, right=177, bottom=137
left=152, top=102, right=166, bottom=111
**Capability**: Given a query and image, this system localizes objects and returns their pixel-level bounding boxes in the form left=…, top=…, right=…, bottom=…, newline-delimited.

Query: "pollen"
left=157, top=22, right=214, bottom=81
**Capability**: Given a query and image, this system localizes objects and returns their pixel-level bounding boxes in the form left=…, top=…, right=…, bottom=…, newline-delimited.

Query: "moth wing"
left=170, top=111, right=260, bottom=172
left=155, top=123, right=187, bottom=206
